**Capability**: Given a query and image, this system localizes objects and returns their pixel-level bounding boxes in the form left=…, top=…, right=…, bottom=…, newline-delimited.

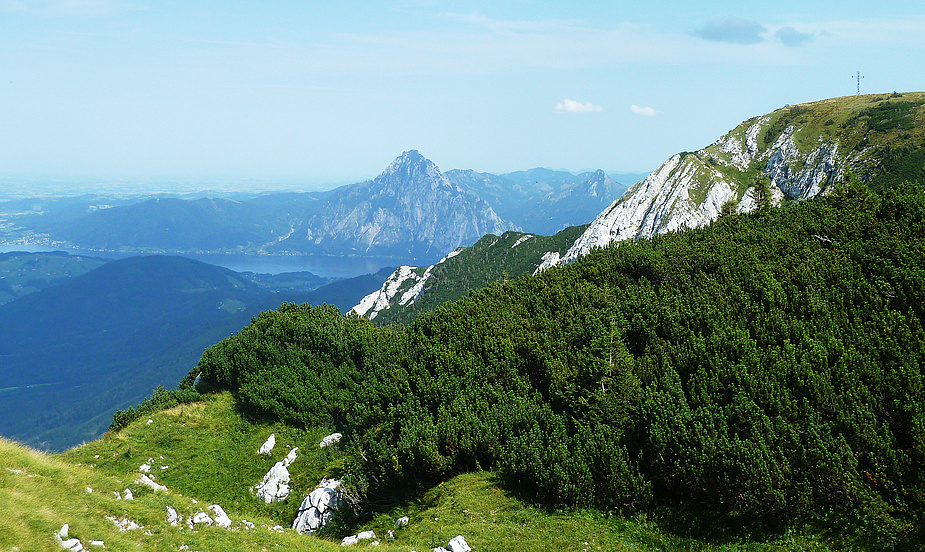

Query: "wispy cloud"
left=555, top=99, right=603, bottom=113
left=693, top=17, right=766, bottom=45
left=774, top=26, right=813, bottom=47
left=631, top=105, right=659, bottom=117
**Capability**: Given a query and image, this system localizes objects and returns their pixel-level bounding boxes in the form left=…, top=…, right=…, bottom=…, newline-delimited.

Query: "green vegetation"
left=187, top=180, right=925, bottom=550
left=0, top=251, right=108, bottom=305
left=1, top=394, right=836, bottom=551
left=373, top=225, right=586, bottom=325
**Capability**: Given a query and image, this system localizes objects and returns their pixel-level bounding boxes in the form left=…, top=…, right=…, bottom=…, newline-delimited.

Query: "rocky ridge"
left=541, top=92, right=925, bottom=270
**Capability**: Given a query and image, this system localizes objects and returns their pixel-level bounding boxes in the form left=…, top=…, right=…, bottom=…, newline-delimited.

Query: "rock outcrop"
left=254, top=447, right=298, bottom=503
left=292, top=478, right=344, bottom=535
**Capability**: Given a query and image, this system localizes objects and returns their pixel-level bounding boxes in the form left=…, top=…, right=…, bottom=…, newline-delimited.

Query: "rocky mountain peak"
left=378, top=150, right=454, bottom=193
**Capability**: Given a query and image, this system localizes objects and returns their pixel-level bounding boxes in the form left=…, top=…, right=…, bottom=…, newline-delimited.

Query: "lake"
left=0, top=245, right=421, bottom=279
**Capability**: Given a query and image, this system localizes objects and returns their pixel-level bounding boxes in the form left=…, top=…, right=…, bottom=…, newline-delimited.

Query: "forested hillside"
left=184, top=180, right=925, bottom=549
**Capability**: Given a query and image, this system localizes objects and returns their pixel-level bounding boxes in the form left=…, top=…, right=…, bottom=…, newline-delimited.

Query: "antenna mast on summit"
left=853, top=71, right=864, bottom=95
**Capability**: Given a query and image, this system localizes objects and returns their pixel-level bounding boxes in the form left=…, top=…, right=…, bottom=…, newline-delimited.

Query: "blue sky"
left=1, top=1, right=923, bottom=189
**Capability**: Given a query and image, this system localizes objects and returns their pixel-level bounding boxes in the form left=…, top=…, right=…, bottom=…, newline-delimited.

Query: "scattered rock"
left=258, top=433, right=276, bottom=455
left=319, top=432, right=342, bottom=448
left=57, top=524, right=69, bottom=540
left=388, top=529, right=394, bottom=539
left=88, top=541, right=104, bottom=547
left=123, top=488, right=134, bottom=500
left=253, top=448, right=298, bottom=503
left=167, top=506, right=180, bottom=526
left=146, top=419, right=153, bottom=425
left=395, top=516, right=409, bottom=528
left=357, top=530, right=376, bottom=541
left=136, top=474, right=167, bottom=492
left=59, top=538, right=85, bottom=552
left=107, top=516, right=142, bottom=532
left=447, top=535, right=472, bottom=552
left=370, top=541, right=380, bottom=546
left=85, top=487, right=93, bottom=493
left=292, top=478, right=344, bottom=535
left=240, top=519, right=255, bottom=530
left=268, top=525, right=284, bottom=532
left=209, top=504, right=232, bottom=528
left=138, top=463, right=151, bottom=473
left=341, top=535, right=359, bottom=546
left=188, top=511, right=213, bottom=530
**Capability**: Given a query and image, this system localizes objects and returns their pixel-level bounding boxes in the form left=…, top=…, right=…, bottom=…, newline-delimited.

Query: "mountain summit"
left=274, top=150, right=518, bottom=261
left=539, top=92, right=925, bottom=270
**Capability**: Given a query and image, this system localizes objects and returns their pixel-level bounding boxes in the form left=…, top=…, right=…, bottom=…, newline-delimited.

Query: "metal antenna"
left=853, top=71, right=864, bottom=95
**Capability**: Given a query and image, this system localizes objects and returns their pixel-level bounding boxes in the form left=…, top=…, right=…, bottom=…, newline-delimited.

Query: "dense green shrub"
left=182, top=181, right=925, bottom=546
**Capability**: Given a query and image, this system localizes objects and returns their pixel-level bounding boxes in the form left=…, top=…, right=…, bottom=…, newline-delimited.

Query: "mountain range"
left=4, top=153, right=635, bottom=264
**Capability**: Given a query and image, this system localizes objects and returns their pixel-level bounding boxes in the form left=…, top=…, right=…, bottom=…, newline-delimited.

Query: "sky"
left=1, top=1, right=924, bottom=191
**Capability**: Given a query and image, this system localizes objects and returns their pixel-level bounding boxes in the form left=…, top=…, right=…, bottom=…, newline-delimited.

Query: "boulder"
left=136, top=474, right=167, bottom=492
left=123, top=488, right=134, bottom=500
left=254, top=462, right=290, bottom=503
left=209, top=504, right=232, bottom=528
left=448, top=535, right=472, bottom=552
left=166, top=506, right=180, bottom=526
left=258, top=433, right=276, bottom=455
left=188, top=511, right=213, bottom=529
left=292, top=478, right=344, bottom=535
left=319, top=432, right=342, bottom=448
left=59, top=538, right=84, bottom=552
left=341, top=535, right=359, bottom=546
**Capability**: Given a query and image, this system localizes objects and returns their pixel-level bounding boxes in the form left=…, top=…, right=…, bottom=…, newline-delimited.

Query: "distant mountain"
left=0, top=251, right=108, bottom=305
left=34, top=196, right=314, bottom=253
left=351, top=225, right=586, bottom=325
left=270, top=150, right=518, bottom=261
left=0, top=253, right=392, bottom=451
left=445, top=168, right=628, bottom=235
left=9, top=152, right=518, bottom=264
left=540, top=92, right=925, bottom=270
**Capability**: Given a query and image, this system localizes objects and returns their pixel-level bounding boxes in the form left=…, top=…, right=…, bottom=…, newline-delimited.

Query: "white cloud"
left=631, top=104, right=658, bottom=117
left=555, top=99, right=603, bottom=113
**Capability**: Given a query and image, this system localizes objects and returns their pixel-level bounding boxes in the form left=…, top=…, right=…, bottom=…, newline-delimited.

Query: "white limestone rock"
left=319, top=432, right=342, bottom=448
left=254, top=447, right=298, bottom=503
left=258, top=433, right=276, bottom=455
left=209, top=504, right=232, bottom=528
left=448, top=535, right=472, bottom=552
left=59, top=538, right=84, bottom=552
left=395, top=516, right=409, bottom=528
left=292, top=478, right=344, bottom=535
left=107, top=516, right=141, bottom=532
left=188, top=511, right=213, bottom=529
left=136, top=474, right=167, bottom=492
left=123, top=488, right=134, bottom=500
left=166, top=506, right=180, bottom=526
left=341, top=535, right=359, bottom=546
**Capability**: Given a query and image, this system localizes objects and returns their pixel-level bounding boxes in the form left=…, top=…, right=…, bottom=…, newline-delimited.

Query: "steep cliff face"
left=545, top=92, right=925, bottom=269
left=277, top=151, right=517, bottom=261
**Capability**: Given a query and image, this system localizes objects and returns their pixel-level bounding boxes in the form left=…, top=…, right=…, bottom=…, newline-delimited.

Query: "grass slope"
left=2, top=392, right=840, bottom=551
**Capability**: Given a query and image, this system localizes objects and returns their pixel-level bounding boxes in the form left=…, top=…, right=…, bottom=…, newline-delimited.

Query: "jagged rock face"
left=554, top=98, right=877, bottom=266
left=283, top=150, right=518, bottom=260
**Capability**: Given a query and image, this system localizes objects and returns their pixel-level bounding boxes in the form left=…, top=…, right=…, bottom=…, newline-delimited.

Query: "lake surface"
left=0, top=245, right=421, bottom=279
